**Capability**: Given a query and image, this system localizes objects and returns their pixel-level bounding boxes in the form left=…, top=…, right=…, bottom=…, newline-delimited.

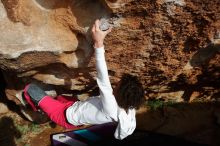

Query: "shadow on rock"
left=168, top=65, right=220, bottom=101
left=136, top=101, right=220, bottom=146
left=189, top=43, right=220, bottom=67
left=0, top=117, right=21, bottom=146
left=0, top=70, right=21, bottom=115
left=146, top=42, right=220, bottom=102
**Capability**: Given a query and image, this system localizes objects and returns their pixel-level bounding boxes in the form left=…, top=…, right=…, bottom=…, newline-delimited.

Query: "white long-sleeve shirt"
left=66, top=46, right=136, bottom=139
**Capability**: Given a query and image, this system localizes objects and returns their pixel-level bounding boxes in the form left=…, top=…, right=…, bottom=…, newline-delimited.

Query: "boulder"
left=0, top=0, right=220, bottom=123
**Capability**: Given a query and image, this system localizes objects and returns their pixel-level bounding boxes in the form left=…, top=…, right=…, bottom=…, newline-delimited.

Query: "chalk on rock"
left=99, top=16, right=121, bottom=31
left=214, top=30, right=220, bottom=39
left=99, top=18, right=111, bottom=31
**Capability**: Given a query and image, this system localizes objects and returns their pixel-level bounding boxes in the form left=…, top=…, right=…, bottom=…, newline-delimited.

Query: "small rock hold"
left=164, top=0, right=186, bottom=6
left=214, top=30, right=220, bottom=39
left=0, top=103, right=9, bottom=114
left=100, top=18, right=111, bottom=31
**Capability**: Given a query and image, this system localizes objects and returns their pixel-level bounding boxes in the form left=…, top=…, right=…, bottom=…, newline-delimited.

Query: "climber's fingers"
left=104, top=27, right=112, bottom=35
left=95, top=19, right=100, bottom=31
left=92, top=24, right=95, bottom=32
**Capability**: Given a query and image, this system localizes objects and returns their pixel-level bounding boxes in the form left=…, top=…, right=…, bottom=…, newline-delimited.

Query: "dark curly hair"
left=114, top=74, right=145, bottom=111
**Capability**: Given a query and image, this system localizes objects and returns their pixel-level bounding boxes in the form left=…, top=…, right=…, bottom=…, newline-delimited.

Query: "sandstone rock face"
left=0, top=0, right=111, bottom=91
left=0, top=0, right=220, bottom=121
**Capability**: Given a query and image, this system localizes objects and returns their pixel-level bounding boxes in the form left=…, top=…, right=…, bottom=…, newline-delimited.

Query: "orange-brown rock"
left=0, top=0, right=220, bottom=122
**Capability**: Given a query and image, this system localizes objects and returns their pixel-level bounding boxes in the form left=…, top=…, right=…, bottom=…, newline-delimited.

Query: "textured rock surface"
left=0, top=0, right=111, bottom=92
left=0, top=103, right=9, bottom=114
left=0, top=0, right=220, bottom=122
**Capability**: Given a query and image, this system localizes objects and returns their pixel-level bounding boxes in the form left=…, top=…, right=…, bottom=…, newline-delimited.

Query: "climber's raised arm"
left=91, top=20, right=118, bottom=120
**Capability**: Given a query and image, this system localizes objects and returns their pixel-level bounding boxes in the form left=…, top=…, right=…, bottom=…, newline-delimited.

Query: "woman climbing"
left=23, top=19, right=145, bottom=140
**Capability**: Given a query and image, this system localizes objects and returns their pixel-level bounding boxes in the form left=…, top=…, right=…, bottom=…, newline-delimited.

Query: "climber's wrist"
left=94, top=41, right=104, bottom=48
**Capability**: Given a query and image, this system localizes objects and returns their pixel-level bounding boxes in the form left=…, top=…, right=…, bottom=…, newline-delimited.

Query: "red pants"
left=38, top=95, right=78, bottom=129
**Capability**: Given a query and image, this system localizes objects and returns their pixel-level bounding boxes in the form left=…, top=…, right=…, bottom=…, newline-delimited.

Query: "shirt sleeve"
left=95, top=46, right=118, bottom=121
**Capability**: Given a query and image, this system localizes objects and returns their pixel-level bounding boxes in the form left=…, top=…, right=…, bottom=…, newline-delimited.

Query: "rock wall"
left=0, top=0, right=220, bottom=119
left=0, top=0, right=111, bottom=102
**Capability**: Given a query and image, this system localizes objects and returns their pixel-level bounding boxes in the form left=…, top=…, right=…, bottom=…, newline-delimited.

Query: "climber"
left=22, top=19, right=145, bottom=140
